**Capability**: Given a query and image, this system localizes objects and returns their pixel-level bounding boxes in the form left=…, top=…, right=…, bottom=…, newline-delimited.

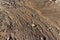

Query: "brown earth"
left=0, top=0, right=60, bottom=40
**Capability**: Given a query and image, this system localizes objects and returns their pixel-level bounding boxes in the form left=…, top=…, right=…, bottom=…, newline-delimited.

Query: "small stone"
left=32, top=24, right=35, bottom=27
left=49, top=0, right=52, bottom=1
left=7, top=35, right=13, bottom=40
left=55, top=0, right=60, bottom=3
left=58, top=33, right=60, bottom=36
left=41, top=37, right=44, bottom=40
left=41, top=36, right=46, bottom=40
left=40, top=30, right=43, bottom=32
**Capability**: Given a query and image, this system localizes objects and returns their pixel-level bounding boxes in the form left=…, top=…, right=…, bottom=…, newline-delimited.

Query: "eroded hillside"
left=0, top=0, right=60, bottom=40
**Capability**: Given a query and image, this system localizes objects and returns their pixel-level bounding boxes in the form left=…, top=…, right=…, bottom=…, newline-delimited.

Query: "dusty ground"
left=0, top=0, right=60, bottom=40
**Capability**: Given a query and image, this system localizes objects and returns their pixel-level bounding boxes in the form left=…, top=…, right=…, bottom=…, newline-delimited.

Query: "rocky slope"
left=0, top=0, right=60, bottom=40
